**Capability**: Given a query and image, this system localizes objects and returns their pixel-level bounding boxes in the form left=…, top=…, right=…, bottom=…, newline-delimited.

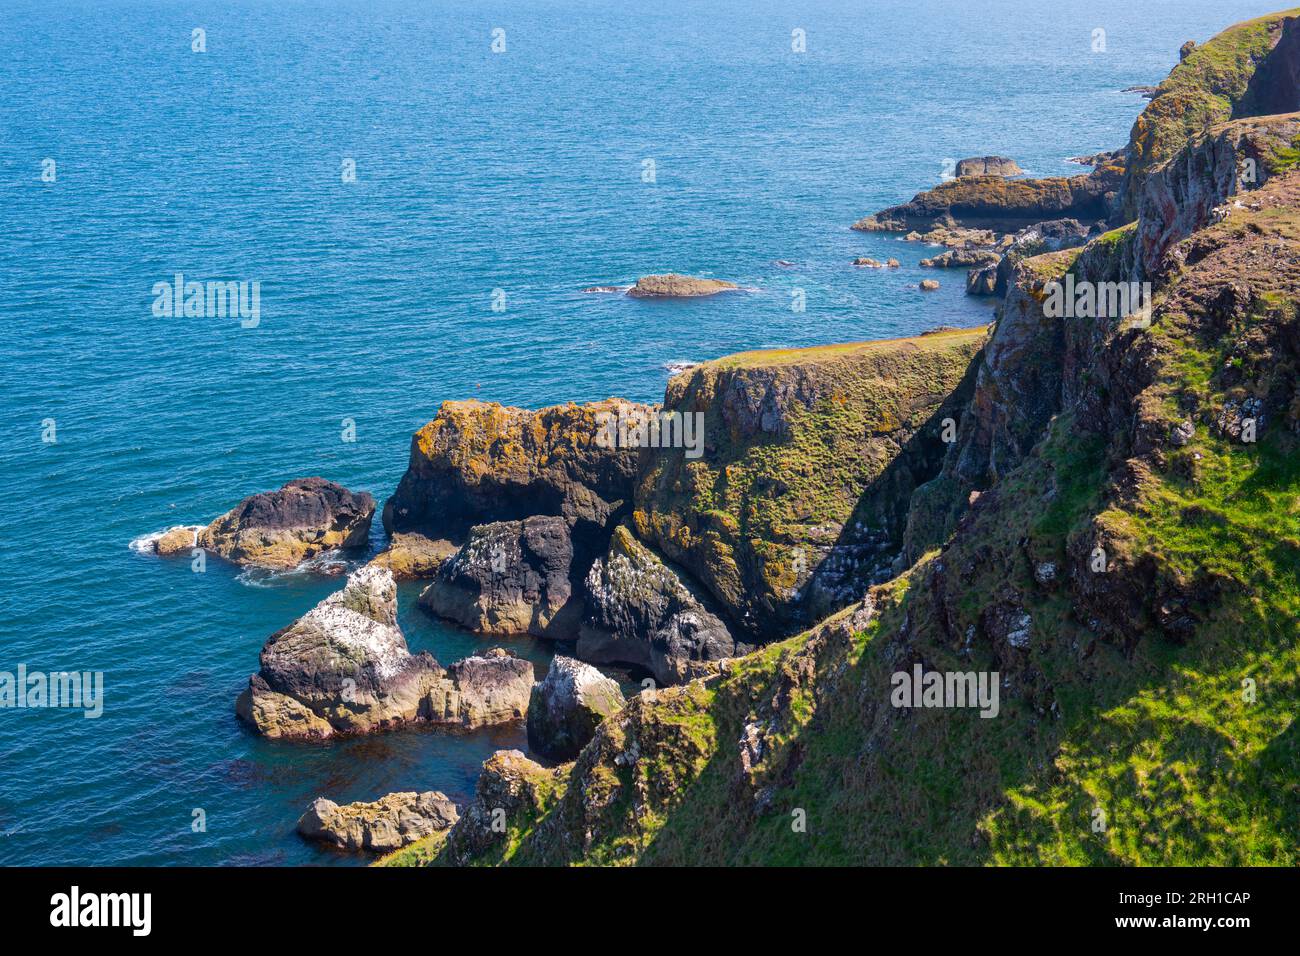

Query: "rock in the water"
left=383, top=398, right=650, bottom=547
left=198, top=477, right=374, bottom=568
left=235, top=565, right=533, bottom=739
left=919, top=247, right=1002, bottom=268
left=579, top=525, right=747, bottom=684
left=526, top=656, right=625, bottom=761
left=853, top=257, right=885, bottom=267
left=154, top=525, right=202, bottom=555
left=955, top=156, right=1023, bottom=178
left=919, top=279, right=940, bottom=290
left=369, top=532, right=458, bottom=579
left=419, top=516, right=581, bottom=637
left=297, top=791, right=459, bottom=853
left=627, top=274, right=738, bottom=297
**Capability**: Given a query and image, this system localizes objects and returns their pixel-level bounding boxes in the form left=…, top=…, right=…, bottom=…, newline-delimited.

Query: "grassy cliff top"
left=699, top=325, right=988, bottom=371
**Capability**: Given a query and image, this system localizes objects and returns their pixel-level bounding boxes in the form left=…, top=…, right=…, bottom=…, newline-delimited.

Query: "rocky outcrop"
left=297, top=791, right=458, bottom=852
left=418, top=516, right=581, bottom=637
left=197, top=478, right=374, bottom=568
left=966, top=218, right=1094, bottom=298
left=368, top=532, right=457, bottom=579
left=853, top=164, right=1122, bottom=233
left=580, top=525, right=746, bottom=684
left=383, top=398, right=650, bottom=551
left=632, top=328, right=985, bottom=641
left=526, top=656, right=626, bottom=761
left=438, top=749, right=565, bottom=866
left=627, top=274, right=738, bottom=297
left=235, top=566, right=533, bottom=739
left=955, top=156, right=1023, bottom=178
left=153, top=525, right=201, bottom=555
left=919, top=248, right=1002, bottom=269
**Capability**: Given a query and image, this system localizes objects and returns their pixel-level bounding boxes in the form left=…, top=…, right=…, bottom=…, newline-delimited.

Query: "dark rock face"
left=579, top=525, right=747, bottom=685
left=418, top=516, right=582, bottom=637
left=967, top=218, right=1094, bottom=298
left=235, top=566, right=533, bottom=739
left=382, top=398, right=650, bottom=552
left=297, top=791, right=459, bottom=853
left=197, top=477, right=374, bottom=568
left=526, top=656, right=626, bottom=761
left=955, top=156, right=1023, bottom=178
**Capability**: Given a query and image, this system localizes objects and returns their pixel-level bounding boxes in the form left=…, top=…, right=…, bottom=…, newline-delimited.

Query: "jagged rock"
left=853, top=257, right=885, bottom=267
left=297, top=791, right=459, bottom=852
left=1180, top=39, right=1197, bottom=61
left=419, top=516, right=581, bottom=637
left=383, top=398, right=650, bottom=548
left=526, top=656, right=626, bottom=761
left=154, top=525, right=201, bottom=555
left=439, top=750, right=563, bottom=865
left=579, top=525, right=746, bottom=684
left=197, top=477, right=374, bottom=568
left=967, top=218, right=1093, bottom=298
left=955, top=156, right=1023, bottom=178
left=920, top=248, right=1002, bottom=269
left=235, top=566, right=533, bottom=739
left=368, top=532, right=457, bottom=579
left=627, top=274, right=738, bottom=297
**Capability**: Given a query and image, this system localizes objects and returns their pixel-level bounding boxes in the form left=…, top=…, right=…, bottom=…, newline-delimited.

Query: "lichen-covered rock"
left=368, top=532, right=458, bottom=579
left=919, top=247, right=1002, bottom=269
left=526, top=656, right=626, bottom=761
left=235, top=566, right=533, bottom=739
left=579, top=525, right=746, bottom=684
left=633, top=329, right=985, bottom=640
left=383, top=398, right=651, bottom=548
left=153, top=525, right=201, bottom=555
left=955, top=156, right=1024, bottom=178
left=297, top=791, right=459, bottom=853
left=627, top=274, right=738, bottom=297
left=197, top=477, right=374, bottom=568
left=418, top=516, right=581, bottom=637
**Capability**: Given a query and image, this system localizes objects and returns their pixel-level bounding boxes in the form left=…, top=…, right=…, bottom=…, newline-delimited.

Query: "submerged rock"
left=627, top=274, right=739, bottom=297
left=526, top=656, right=626, bottom=761
left=235, top=565, right=533, bottom=739
left=579, top=525, right=747, bottom=684
left=419, top=516, right=581, bottom=637
left=197, top=477, right=374, bottom=568
left=297, top=791, right=459, bottom=853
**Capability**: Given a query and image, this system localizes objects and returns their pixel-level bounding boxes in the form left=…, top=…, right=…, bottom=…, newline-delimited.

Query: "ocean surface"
left=0, top=0, right=1272, bottom=865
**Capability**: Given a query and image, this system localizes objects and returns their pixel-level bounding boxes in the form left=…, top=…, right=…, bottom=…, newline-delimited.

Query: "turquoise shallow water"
left=0, top=0, right=1271, bottom=865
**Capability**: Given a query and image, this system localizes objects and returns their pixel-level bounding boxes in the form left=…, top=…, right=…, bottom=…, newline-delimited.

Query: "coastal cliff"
left=392, top=8, right=1300, bottom=867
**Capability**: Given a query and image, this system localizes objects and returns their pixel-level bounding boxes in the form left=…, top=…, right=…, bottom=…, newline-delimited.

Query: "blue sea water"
left=0, top=0, right=1273, bottom=865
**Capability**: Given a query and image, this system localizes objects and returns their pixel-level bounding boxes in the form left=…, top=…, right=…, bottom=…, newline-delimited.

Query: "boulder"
left=526, top=656, right=626, bottom=761
left=579, top=525, right=748, bottom=684
left=627, top=274, right=738, bottom=297
left=368, top=532, right=458, bottom=579
left=920, top=248, right=1001, bottom=269
left=919, top=279, right=940, bottom=291
left=297, top=791, right=459, bottom=853
left=955, top=156, right=1023, bottom=178
left=154, top=525, right=201, bottom=555
left=853, top=257, right=885, bottom=267
left=235, top=565, right=533, bottom=739
left=383, top=398, right=650, bottom=548
left=438, top=750, right=563, bottom=865
left=197, top=477, right=374, bottom=568
left=419, top=516, right=581, bottom=637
